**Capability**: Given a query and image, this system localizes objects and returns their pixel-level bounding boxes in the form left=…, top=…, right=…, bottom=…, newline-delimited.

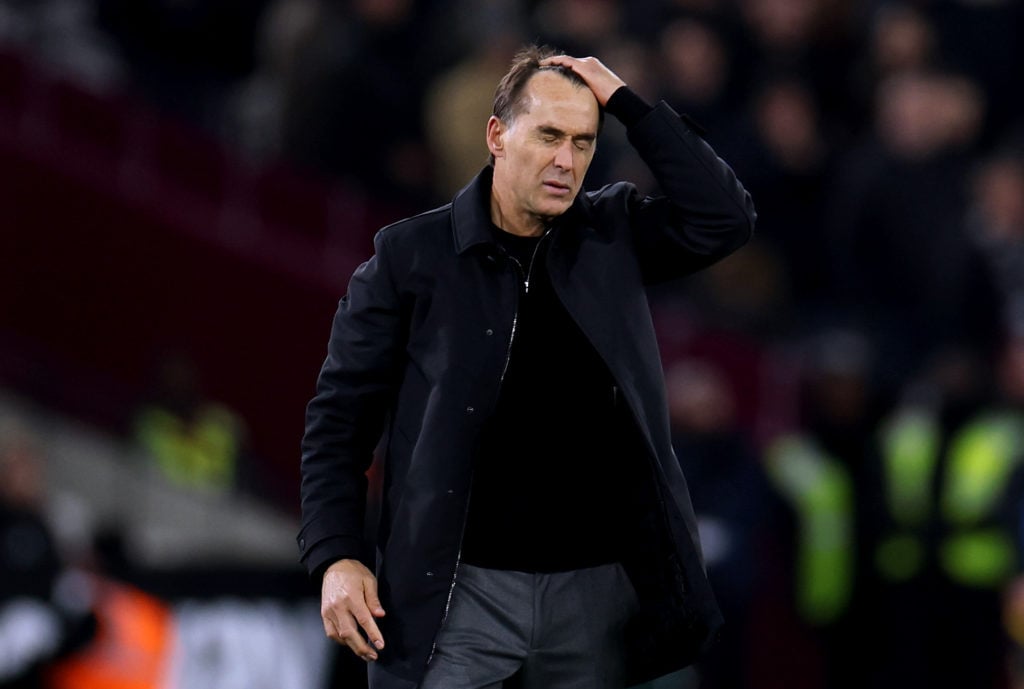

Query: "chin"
left=538, top=199, right=574, bottom=219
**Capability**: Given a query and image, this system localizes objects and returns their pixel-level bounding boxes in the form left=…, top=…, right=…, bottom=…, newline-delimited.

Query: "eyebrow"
left=538, top=125, right=597, bottom=142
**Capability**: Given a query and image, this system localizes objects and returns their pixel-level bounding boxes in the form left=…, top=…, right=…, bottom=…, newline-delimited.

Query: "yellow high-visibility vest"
left=135, top=403, right=241, bottom=492
left=877, top=408, right=1024, bottom=588
left=766, top=434, right=855, bottom=626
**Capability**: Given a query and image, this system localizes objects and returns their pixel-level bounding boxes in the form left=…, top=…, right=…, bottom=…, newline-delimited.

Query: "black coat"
left=298, top=100, right=756, bottom=686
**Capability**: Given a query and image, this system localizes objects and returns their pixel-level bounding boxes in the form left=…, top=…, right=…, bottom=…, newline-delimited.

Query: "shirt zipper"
left=427, top=229, right=550, bottom=665
left=498, top=229, right=550, bottom=383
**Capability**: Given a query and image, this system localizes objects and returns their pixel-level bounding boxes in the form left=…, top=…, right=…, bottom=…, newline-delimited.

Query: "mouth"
left=542, top=180, right=572, bottom=196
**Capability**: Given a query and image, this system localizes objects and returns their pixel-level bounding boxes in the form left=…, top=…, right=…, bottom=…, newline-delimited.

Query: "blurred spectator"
left=0, top=418, right=95, bottom=689
left=918, top=0, right=1024, bottom=146
left=967, top=150, right=1024, bottom=338
left=133, top=352, right=245, bottom=495
left=277, top=0, right=435, bottom=211
left=734, top=0, right=857, bottom=130
left=221, top=0, right=322, bottom=165
left=824, top=69, right=1001, bottom=393
left=869, top=3, right=936, bottom=75
left=665, top=359, right=771, bottom=689
left=423, top=29, right=520, bottom=202
left=861, top=343, right=1024, bottom=689
left=847, top=3, right=938, bottom=126
left=722, top=75, right=835, bottom=318
left=657, top=17, right=735, bottom=131
left=45, top=571, right=172, bottom=689
left=759, top=328, right=881, bottom=689
left=530, top=0, right=621, bottom=57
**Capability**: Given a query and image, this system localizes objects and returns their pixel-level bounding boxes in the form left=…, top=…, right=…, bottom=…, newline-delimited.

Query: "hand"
left=540, top=55, right=626, bottom=107
left=321, top=559, right=387, bottom=662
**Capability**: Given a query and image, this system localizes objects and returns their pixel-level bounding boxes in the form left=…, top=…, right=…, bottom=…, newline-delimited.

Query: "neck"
left=489, top=179, right=547, bottom=237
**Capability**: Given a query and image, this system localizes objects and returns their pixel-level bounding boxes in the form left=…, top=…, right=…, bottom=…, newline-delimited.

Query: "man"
left=298, top=45, right=756, bottom=689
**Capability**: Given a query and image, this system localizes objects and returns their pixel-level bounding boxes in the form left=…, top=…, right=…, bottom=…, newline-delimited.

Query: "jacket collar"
left=451, top=166, right=593, bottom=255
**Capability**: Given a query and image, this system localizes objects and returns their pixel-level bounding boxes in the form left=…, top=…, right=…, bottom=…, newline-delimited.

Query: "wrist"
left=605, top=87, right=653, bottom=128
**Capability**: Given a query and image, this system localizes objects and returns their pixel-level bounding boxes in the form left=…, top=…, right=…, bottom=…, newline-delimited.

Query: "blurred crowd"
left=4, top=0, right=1024, bottom=688
left=5, top=0, right=1020, bottom=373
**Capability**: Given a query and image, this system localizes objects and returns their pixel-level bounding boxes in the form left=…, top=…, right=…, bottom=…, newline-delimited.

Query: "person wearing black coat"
left=298, top=45, right=756, bottom=689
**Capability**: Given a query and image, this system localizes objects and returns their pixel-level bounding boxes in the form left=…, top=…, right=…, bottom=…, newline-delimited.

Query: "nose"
left=553, top=140, right=573, bottom=171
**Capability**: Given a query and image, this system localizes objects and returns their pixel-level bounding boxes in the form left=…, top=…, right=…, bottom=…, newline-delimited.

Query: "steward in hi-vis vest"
left=766, top=434, right=855, bottom=627
left=875, top=407, right=1024, bottom=588
left=863, top=396, right=1024, bottom=689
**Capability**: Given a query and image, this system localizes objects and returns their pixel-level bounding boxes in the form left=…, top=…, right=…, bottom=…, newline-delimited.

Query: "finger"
left=338, top=622, right=379, bottom=662
left=540, top=56, right=576, bottom=68
left=364, top=575, right=387, bottom=618
left=354, top=606, right=386, bottom=651
left=322, top=613, right=340, bottom=642
left=324, top=602, right=378, bottom=660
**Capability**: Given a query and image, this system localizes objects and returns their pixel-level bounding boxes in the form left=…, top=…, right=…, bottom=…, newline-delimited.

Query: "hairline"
left=501, top=67, right=598, bottom=128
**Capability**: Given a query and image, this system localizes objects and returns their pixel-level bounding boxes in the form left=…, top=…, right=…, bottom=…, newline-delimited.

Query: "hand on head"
left=539, top=55, right=626, bottom=107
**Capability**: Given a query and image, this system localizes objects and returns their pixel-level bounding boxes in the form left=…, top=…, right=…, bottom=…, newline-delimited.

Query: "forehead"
left=516, top=71, right=600, bottom=132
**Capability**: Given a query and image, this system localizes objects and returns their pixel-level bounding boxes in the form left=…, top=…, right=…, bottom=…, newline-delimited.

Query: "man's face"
left=488, top=71, right=600, bottom=223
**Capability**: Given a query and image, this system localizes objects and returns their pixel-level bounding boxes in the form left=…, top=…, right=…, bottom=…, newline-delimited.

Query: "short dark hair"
left=488, top=44, right=604, bottom=164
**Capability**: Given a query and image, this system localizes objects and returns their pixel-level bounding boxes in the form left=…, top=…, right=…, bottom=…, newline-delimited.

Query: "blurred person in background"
left=424, top=27, right=522, bottom=202
left=298, top=45, right=755, bottom=689
left=848, top=3, right=937, bottom=127
left=530, top=0, right=622, bottom=59
left=663, top=359, right=772, bottom=689
left=0, top=419, right=94, bottom=689
left=967, top=149, right=1024, bottom=338
left=760, top=328, right=881, bottom=689
left=656, top=16, right=735, bottom=134
left=276, top=0, right=436, bottom=210
left=824, top=67, right=1003, bottom=395
left=724, top=74, right=834, bottom=319
left=133, top=351, right=246, bottom=495
left=221, top=0, right=323, bottom=165
left=912, top=0, right=1024, bottom=148
left=43, top=528, right=173, bottom=689
left=734, top=0, right=858, bottom=134
left=862, top=343, right=1024, bottom=689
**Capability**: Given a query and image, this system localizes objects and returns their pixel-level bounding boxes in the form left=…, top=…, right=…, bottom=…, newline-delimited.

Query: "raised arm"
left=546, top=53, right=756, bottom=283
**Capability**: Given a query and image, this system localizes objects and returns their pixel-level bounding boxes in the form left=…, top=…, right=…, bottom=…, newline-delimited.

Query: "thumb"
left=364, top=575, right=386, bottom=617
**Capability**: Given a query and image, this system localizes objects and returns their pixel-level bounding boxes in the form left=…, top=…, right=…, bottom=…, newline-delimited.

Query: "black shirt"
left=460, top=223, right=641, bottom=571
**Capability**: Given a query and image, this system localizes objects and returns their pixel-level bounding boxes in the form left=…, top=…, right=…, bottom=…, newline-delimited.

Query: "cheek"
left=575, top=151, right=594, bottom=174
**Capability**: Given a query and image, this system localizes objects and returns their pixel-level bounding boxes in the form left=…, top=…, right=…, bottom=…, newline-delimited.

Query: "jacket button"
left=485, top=328, right=494, bottom=336
left=299, top=538, right=305, bottom=549
left=426, top=571, right=435, bottom=577
left=447, top=489, right=454, bottom=495
left=465, top=406, right=474, bottom=414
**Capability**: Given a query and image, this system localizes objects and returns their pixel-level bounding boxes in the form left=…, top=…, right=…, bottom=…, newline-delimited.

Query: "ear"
left=486, top=116, right=506, bottom=159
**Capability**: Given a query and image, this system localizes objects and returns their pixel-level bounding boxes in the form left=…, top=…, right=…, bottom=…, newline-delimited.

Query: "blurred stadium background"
left=2, top=0, right=1024, bottom=688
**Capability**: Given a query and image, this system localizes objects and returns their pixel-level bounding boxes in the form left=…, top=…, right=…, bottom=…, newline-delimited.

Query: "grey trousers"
left=416, top=562, right=639, bottom=689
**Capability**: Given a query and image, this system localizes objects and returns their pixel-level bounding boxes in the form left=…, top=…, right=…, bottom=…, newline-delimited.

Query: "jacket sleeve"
left=608, top=90, right=756, bottom=284
left=297, top=229, right=405, bottom=579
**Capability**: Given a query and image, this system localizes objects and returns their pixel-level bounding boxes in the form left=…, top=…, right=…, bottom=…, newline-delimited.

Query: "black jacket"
left=299, top=98, right=756, bottom=685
